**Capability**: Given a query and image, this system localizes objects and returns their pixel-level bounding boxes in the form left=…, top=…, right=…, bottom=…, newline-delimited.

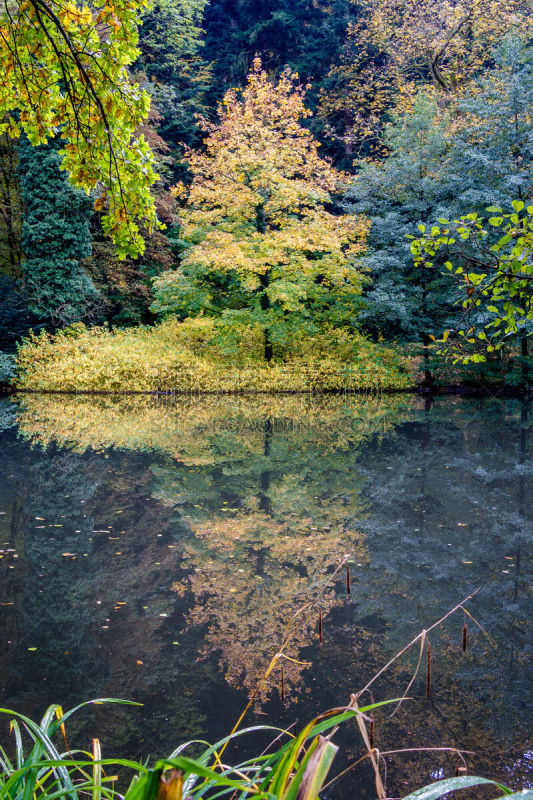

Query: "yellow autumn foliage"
left=14, top=391, right=411, bottom=455
left=14, top=317, right=412, bottom=393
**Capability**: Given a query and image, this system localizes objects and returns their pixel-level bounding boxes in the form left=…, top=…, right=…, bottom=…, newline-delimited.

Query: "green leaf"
left=283, top=737, right=338, bottom=800
left=402, top=776, right=511, bottom=800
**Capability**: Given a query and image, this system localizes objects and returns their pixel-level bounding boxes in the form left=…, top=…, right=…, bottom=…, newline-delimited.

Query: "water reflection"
left=0, top=393, right=531, bottom=795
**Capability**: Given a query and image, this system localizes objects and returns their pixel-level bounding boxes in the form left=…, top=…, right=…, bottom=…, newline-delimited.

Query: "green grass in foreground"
left=0, top=699, right=527, bottom=800
left=13, top=318, right=412, bottom=393
left=2, top=586, right=529, bottom=800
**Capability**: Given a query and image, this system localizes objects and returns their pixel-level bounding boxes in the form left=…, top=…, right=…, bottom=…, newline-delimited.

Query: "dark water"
left=0, top=393, right=531, bottom=797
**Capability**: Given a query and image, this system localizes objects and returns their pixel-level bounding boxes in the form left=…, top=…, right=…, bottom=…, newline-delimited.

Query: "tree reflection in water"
left=0, top=393, right=531, bottom=795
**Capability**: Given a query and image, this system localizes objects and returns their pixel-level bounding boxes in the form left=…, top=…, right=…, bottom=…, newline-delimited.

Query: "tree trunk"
left=420, top=269, right=434, bottom=386
left=521, top=333, right=529, bottom=387
left=255, top=203, right=273, bottom=362
left=260, top=271, right=273, bottom=362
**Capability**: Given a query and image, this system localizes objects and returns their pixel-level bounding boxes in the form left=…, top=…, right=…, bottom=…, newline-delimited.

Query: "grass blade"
left=93, top=738, right=102, bottom=800
left=402, top=776, right=512, bottom=800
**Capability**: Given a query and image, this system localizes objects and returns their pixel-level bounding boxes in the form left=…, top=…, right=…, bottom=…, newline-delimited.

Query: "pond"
left=0, top=393, right=531, bottom=798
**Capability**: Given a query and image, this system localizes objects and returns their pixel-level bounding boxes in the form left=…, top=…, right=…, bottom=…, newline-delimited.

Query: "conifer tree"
left=136, top=0, right=212, bottom=151
left=448, top=37, right=533, bottom=211
left=345, top=38, right=533, bottom=352
left=19, top=137, right=98, bottom=325
left=344, top=94, right=459, bottom=346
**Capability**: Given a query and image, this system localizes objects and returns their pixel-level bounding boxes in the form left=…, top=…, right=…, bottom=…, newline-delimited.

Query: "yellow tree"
left=152, top=58, right=368, bottom=361
left=318, top=0, right=531, bottom=157
left=363, top=0, right=530, bottom=92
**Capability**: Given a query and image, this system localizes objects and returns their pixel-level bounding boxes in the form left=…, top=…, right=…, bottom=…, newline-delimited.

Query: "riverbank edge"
left=2, top=383, right=531, bottom=397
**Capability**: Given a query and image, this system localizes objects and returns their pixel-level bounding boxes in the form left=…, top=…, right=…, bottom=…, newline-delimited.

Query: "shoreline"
left=2, top=383, right=531, bottom=398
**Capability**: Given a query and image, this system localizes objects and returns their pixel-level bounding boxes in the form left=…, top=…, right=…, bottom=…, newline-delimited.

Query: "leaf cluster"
left=0, top=0, right=160, bottom=257
left=411, top=201, right=533, bottom=362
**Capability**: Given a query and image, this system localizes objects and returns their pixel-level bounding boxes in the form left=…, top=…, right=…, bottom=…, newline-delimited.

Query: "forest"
left=1, top=0, right=532, bottom=391
left=1, top=3, right=533, bottom=798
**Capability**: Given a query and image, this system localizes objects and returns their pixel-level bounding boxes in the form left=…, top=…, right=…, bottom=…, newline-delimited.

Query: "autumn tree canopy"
left=0, top=0, right=159, bottom=257
left=319, top=0, right=532, bottom=157
left=151, top=58, right=368, bottom=360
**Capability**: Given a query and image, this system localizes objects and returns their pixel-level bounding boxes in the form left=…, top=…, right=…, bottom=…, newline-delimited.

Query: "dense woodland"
left=0, top=0, right=532, bottom=389
left=0, top=3, right=532, bottom=793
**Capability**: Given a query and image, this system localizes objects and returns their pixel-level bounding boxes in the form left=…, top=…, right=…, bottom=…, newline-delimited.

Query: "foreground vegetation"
left=13, top=319, right=411, bottom=393
left=1, top=698, right=528, bottom=800
left=2, top=579, right=530, bottom=800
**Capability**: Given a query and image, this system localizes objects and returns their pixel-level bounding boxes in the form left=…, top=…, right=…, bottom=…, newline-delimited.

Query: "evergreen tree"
left=345, top=38, right=533, bottom=352
left=18, top=138, right=98, bottom=325
left=201, top=0, right=356, bottom=156
left=448, top=37, right=533, bottom=211
left=136, top=0, right=212, bottom=152
left=344, top=94, right=460, bottom=347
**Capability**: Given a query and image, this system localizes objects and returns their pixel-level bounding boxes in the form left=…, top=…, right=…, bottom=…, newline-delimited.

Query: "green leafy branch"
left=410, top=200, right=533, bottom=364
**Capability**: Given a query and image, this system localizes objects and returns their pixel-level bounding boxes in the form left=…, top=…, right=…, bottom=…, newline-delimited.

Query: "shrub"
left=14, top=319, right=412, bottom=393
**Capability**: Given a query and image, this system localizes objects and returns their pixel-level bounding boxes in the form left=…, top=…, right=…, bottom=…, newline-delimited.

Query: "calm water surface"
left=0, top=393, right=531, bottom=797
